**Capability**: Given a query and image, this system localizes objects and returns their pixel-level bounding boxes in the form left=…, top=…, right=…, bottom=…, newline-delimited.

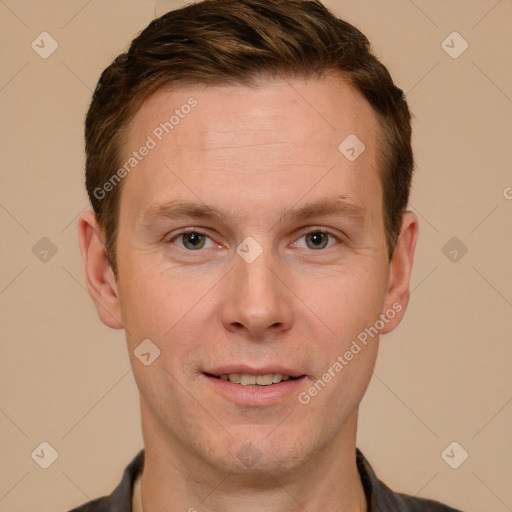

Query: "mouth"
left=204, top=372, right=302, bottom=386
left=202, top=367, right=307, bottom=406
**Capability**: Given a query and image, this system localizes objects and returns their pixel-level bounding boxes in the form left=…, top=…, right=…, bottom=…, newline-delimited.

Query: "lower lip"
left=204, top=374, right=306, bottom=406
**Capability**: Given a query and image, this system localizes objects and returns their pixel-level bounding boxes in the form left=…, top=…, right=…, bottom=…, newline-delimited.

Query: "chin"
left=205, top=426, right=316, bottom=477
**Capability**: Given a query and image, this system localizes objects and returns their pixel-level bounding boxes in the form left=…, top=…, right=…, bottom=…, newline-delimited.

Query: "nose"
left=220, top=247, right=294, bottom=339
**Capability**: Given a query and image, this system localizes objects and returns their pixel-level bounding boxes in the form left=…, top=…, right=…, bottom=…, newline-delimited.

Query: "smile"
left=207, top=372, right=299, bottom=386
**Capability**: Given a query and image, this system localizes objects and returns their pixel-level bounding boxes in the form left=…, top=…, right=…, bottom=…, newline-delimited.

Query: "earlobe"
left=379, top=211, right=419, bottom=335
left=78, top=209, right=123, bottom=329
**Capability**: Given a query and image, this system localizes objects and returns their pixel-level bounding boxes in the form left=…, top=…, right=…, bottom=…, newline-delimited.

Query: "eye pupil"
left=183, top=232, right=205, bottom=250
left=306, top=232, right=328, bottom=250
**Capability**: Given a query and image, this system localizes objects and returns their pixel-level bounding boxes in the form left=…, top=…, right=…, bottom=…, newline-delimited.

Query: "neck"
left=136, top=401, right=366, bottom=512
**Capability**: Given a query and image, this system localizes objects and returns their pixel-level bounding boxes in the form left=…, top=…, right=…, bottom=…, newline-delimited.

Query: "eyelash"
left=163, top=227, right=343, bottom=251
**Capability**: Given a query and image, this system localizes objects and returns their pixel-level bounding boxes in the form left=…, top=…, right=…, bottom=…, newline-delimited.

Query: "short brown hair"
left=85, top=0, right=413, bottom=277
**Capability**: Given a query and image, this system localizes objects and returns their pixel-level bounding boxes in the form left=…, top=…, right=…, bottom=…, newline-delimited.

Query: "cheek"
left=119, top=270, right=209, bottom=373
left=300, top=284, right=380, bottom=417
left=117, top=259, right=183, bottom=335
left=298, top=266, right=385, bottom=403
left=313, top=267, right=387, bottom=340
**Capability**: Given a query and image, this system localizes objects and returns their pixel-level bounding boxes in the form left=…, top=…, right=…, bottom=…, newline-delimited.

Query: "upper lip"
left=204, top=365, right=305, bottom=378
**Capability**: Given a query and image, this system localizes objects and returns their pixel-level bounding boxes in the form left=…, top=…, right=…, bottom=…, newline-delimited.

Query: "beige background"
left=0, top=0, right=511, bottom=511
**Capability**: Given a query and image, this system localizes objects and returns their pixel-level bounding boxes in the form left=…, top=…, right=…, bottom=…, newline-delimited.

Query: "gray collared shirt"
left=67, top=448, right=464, bottom=511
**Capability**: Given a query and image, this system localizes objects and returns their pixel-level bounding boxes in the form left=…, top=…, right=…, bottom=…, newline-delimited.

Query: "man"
left=72, top=0, right=464, bottom=510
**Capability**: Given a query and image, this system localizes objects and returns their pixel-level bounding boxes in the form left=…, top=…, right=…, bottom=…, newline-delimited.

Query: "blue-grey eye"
left=181, top=232, right=206, bottom=250
left=305, top=231, right=329, bottom=250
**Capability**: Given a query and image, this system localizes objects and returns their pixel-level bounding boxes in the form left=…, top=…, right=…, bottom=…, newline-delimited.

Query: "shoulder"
left=375, top=478, right=465, bottom=511
left=356, top=448, right=465, bottom=512
left=65, top=449, right=145, bottom=512
left=66, top=497, right=111, bottom=512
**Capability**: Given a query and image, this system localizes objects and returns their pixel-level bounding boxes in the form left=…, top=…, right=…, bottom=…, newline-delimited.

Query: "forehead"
left=120, top=76, right=383, bottom=226
left=126, top=76, right=379, bottom=154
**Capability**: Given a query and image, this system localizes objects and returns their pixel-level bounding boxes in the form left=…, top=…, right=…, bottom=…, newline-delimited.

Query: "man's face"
left=90, top=76, right=414, bottom=475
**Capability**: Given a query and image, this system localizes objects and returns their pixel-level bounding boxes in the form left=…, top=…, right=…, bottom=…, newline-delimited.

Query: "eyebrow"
left=140, top=194, right=368, bottom=226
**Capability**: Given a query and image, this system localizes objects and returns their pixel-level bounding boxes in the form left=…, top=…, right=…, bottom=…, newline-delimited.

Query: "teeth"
left=218, top=373, right=295, bottom=385
left=240, top=374, right=256, bottom=385
left=256, top=374, right=274, bottom=386
left=229, top=373, right=241, bottom=383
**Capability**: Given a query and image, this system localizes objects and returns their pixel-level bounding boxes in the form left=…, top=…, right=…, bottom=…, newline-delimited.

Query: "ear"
left=78, top=209, right=123, bottom=329
left=379, top=211, right=419, bottom=335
